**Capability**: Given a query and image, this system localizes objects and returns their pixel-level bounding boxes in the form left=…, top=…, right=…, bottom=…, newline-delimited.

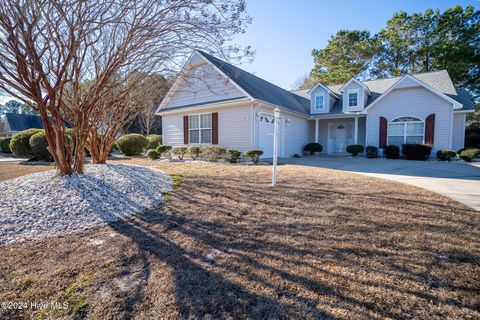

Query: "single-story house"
left=3, top=113, right=45, bottom=136
left=157, top=50, right=475, bottom=158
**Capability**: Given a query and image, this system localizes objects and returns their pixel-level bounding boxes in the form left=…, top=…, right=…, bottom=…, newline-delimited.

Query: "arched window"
left=388, top=117, right=424, bottom=146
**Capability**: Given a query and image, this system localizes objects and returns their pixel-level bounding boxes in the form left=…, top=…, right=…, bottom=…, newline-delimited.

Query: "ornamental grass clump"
left=202, top=146, right=226, bottom=162
left=172, top=146, right=188, bottom=160
left=188, top=146, right=201, bottom=160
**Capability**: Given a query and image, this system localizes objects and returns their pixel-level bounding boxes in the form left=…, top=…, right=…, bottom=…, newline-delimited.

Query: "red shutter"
left=425, top=113, right=435, bottom=145
left=212, top=112, right=218, bottom=144
left=379, top=116, right=387, bottom=148
left=183, top=116, right=189, bottom=144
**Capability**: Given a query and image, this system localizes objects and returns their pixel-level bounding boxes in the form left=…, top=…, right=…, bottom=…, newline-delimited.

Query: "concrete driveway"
left=282, top=156, right=480, bottom=211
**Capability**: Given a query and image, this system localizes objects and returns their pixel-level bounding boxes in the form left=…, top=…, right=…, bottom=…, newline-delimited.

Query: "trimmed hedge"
left=227, top=149, right=241, bottom=163
left=458, top=148, right=480, bottom=162
left=365, top=146, right=378, bottom=158
left=156, top=145, right=173, bottom=159
left=0, top=137, right=12, bottom=153
left=202, top=145, right=226, bottom=162
left=146, top=134, right=162, bottom=150
left=188, top=146, right=201, bottom=160
left=436, top=149, right=456, bottom=161
left=116, top=134, right=149, bottom=156
left=9, top=128, right=42, bottom=158
left=172, top=146, right=188, bottom=160
left=383, top=145, right=400, bottom=159
left=402, top=144, right=432, bottom=160
left=29, top=131, right=52, bottom=161
left=346, top=144, right=364, bottom=157
left=304, top=143, right=322, bottom=155
left=245, top=149, right=263, bottom=163
left=147, top=149, right=160, bottom=160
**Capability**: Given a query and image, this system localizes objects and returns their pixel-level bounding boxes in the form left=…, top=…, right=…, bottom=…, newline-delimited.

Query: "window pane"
left=189, top=115, right=199, bottom=129
left=388, top=123, right=404, bottom=136
left=200, top=129, right=211, bottom=143
left=349, top=93, right=358, bottom=106
left=315, top=96, right=323, bottom=109
left=406, top=123, right=423, bottom=135
left=406, top=136, right=423, bottom=144
left=201, top=114, right=211, bottom=128
left=388, top=136, right=404, bottom=147
left=189, top=129, right=199, bottom=143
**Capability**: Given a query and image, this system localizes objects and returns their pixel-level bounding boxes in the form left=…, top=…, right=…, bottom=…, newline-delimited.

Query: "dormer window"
left=314, top=95, right=324, bottom=110
left=348, top=91, right=358, bottom=107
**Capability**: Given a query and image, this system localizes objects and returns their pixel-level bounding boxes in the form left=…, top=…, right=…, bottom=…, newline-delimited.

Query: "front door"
left=335, top=124, right=347, bottom=152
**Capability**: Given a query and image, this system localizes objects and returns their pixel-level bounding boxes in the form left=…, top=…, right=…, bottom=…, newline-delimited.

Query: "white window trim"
left=347, top=89, right=359, bottom=108
left=314, top=94, right=325, bottom=110
left=189, top=112, right=212, bottom=144
left=387, top=116, right=425, bottom=146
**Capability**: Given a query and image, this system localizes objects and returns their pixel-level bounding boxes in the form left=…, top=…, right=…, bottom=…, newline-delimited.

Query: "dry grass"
left=0, top=159, right=479, bottom=319
left=0, top=161, right=51, bottom=182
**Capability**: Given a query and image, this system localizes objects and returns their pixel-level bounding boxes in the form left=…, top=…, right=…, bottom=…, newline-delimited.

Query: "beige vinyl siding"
left=161, top=103, right=253, bottom=151
left=365, top=86, right=453, bottom=151
left=452, top=112, right=466, bottom=151
left=282, top=113, right=309, bottom=157
left=167, top=62, right=244, bottom=108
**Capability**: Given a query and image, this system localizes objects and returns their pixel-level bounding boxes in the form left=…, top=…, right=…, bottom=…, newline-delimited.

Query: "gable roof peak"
left=339, top=78, right=371, bottom=95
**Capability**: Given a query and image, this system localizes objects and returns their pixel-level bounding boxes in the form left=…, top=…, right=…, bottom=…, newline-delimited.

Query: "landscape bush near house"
left=147, top=149, right=160, bottom=160
left=402, top=144, right=432, bottom=160
left=0, top=137, right=12, bottom=153
left=146, top=134, right=162, bottom=150
left=202, top=146, right=226, bottom=162
left=116, top=134, right=149, bottom=156
left=188, top=146, right=201, bottom=160
left=346, top=144, right=364, bottom=157
left=245, top=150, right=263, bottom=163
left=156, top=145, right=173, bottom=159
left=366, top=146, right=378, bottom=158
left=458, top=148, right=480, bottom=162
left=9, top=128, right=42, bottom=158
left=436, top=150, right=457, bottom=161
left=303, top=143, right=322, bottom=155
left=383, top=145, right=400, bottom=159
left=29, top=131, right=53, bottom=161
left=227, top=149, right=241, bottom=163
left=172, top=146, right=188, bottom=160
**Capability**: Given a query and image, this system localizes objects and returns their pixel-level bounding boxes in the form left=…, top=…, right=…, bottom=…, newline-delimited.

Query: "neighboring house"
left=157, top=50, right=475, bottom=158
left=3, top=113, right=45, bottom=136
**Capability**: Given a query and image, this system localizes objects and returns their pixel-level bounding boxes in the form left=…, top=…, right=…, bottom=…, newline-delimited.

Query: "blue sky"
left=232, top=0, right=479, bottom=90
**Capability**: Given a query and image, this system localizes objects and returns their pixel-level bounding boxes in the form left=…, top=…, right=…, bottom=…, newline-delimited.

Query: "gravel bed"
left=0, top=164, right=172, bottom=245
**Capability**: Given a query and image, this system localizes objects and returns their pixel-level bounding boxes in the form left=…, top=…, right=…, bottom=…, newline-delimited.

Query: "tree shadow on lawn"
left=103, top=169, right=479, bottom=319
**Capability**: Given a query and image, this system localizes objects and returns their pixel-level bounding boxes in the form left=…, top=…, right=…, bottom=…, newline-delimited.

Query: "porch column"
left=354, top=117, right=358, bottom=144
left=315, top=119, right=319, bottom=143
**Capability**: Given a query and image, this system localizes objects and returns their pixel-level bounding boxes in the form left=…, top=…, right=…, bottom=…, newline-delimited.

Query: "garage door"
left=257, top=115, right=282, bottom=158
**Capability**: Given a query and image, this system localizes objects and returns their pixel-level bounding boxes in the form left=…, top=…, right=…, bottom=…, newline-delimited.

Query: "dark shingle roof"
left=5, top=113, right=44, bottom=132
left=292, top=70, right=475, bottom=113
left=197, top=50, right=311, bottom=115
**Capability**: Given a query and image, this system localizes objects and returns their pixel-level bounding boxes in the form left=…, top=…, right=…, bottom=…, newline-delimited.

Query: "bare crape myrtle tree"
left=0, top=0, right=251, bottom=175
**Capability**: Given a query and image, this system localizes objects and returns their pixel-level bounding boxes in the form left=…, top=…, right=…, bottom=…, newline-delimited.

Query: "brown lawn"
left=0, top=158, right=479, bottom=319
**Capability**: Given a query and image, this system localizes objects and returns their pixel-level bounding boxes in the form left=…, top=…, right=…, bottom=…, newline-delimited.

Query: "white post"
left=354, top=117, right=358, bottom=145
left=315, top=119, right=319, bottom=143
left=272, top=108, right=280, bottom=186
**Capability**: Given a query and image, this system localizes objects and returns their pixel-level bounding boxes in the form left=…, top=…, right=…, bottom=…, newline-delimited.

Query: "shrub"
left=202, top=145, right=226, bottom=162
left=156, top=145, right=173, bottom=159
left=303, top=143, right=322, bottom=155
left=0, top=137, right=12, bottom=153
left=146, top=134, right=162, bottom=150
left=172, top=146, right=188, bottom=160
left=402, top=144, right=432, bottom=160
left=226, top=149, right=241, bottom=163
left=116, top=134, right=148, bottom=156
left=383, top=145, right=400, bottom=159
left=346, top=144, right=364, bottom=157
left=29, top=131, right=53, bottom=161
left=146, top=149, right=160, bottom=160
left=458, top=148, right=480, bottom=162
left=293, top=153, right=301, bottom=158
left=436, top=150, right=457, bottom=161
left=245, top=149, right=264, bottom=163
left=9, top=128, right=42, bottom=158
left=365, top=146, right=378, bottom=158
left=188, top=146, right=201, bottom=160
